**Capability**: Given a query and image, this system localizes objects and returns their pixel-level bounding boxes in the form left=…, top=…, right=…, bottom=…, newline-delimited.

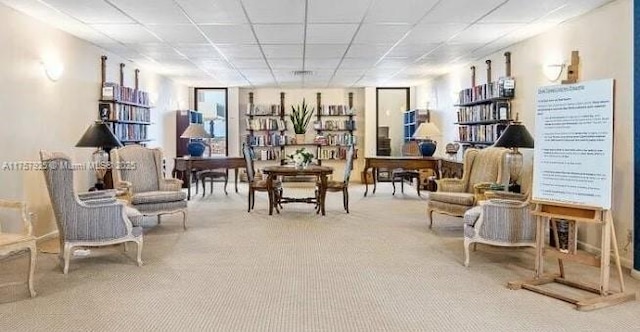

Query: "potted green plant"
left=289, top=98, right=314, bottom=143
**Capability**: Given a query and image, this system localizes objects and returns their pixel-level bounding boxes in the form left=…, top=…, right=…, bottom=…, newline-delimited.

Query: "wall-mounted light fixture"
left=42, top=58, right=64, bottom=81
left=543, top=63, right=565, bottom=82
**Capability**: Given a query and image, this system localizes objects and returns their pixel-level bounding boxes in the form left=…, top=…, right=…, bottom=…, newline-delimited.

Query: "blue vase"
left=418, top=140, right=437, bottom=157
left=187, top=141, right=206, bottom=157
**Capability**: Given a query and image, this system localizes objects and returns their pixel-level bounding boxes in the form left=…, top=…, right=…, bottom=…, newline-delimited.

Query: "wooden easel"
left=508, top=200, right=636, bottom=311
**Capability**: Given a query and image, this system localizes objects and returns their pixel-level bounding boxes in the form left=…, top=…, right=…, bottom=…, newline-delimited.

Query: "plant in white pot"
left=290, top=99, right=314, bottom=143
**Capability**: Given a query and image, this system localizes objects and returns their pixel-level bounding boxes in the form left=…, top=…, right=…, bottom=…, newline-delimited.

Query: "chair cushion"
left=125, top=206, right=144, bottom=227
left=197, top=170, right=227, bottom=179
left=429, top=192, right=475, bottom=206
left=0, top=233, right=35, bottom=246
left=325, top=181, right=346, bottom=189
left=464, top=205, right=482, bottom=227
left=131, top=191, right=187, bottom=205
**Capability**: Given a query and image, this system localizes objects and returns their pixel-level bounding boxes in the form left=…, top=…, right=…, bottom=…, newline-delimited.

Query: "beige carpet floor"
left=1, top=183, right=639, bottom=331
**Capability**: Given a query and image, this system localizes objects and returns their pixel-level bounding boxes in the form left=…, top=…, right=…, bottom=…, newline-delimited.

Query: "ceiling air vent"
left=292, top=70, right=314, bottom=76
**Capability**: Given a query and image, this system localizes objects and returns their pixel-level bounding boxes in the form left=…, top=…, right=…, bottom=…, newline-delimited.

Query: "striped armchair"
left=427, top=147, right=509, bottom=228
left=462, top=164, right=535, bottom=267
left=110, top=145, right=188, bottom=229
left=40, top=151, right=143, bottom=274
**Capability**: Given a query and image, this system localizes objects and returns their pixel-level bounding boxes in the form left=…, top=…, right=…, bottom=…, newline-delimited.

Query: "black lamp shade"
left=494, top=123, right=534, bottom=149
left=76, top=121, right=123, bottom=148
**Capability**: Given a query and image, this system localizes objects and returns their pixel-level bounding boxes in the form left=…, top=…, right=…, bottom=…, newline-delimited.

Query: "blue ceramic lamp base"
left=187, top=141, right=206, bottom=157
left=418, top=140, right=437, bottom=157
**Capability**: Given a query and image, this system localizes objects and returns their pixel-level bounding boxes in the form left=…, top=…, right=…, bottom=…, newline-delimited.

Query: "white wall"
left=0, top=4, right=188, bottom=236
left=418, top=0, right=633, bottom=264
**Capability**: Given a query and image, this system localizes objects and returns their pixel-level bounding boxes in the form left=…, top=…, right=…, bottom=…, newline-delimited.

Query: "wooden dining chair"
left=316, top=145, right=355, bottom=213
left=242, top=145, right=282, bottom=212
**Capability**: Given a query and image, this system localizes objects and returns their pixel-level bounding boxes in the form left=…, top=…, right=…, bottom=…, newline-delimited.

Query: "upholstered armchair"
left=40, top=151, right=144, bottom=274
left=462, top=164, right=535, bottom=267
left=110, top=145, right=188, bottom=229
left=0, top=200, right=37, bottom=297
left=426, top=147, right=509, bottom=228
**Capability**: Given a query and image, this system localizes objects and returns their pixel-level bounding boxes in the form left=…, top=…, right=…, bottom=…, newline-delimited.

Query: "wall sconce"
left=543, top=63, right=565, bottom=82
left=42, top=59, right=64, bottom=81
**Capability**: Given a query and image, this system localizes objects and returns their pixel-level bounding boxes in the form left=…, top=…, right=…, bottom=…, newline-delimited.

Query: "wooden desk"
left=363, top=157, right=440, bottom=196
left=263, top=165, right=333, bottom=216
left=173, top=156, right=246, bottom=200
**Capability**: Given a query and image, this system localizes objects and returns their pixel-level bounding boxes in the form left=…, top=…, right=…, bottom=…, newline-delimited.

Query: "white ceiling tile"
left=448, top=23, right=525, bottom=44
left=307, top=24, right=359, bottom=44
left=90, top=24, right=160, bottom=43
left=386, top=43, right=440, bottom=58
left=232, top=59, right=269, bottom=69
left=254, top=24, right=304, bottom=44
left=375, top=58, right=410, bottom=69
left=45, top=0, right=134, bottom=24
left=365, top=0, right=439, bottom=24
left=216, top=44, right=262, bottom=59
left=146, top=25, right=208, bottom=43
left=480, top=0, right=569, bottom=23
left=242, top=0, right=305, bottom=24
left=539, top=0, right=614, bottom=24
left=308, top=0, right=371, bottom=23
left=334, top=69, right=367, bottom=76
left=107, top=0, right=191, bottom=24
left=175, top=0, right=247, bottom=24
left=305, top=44, right=349, bottom=58
left=194, top=59, right=233, bottom=70
left=421, top=0, right=507, bottom=24
left=340, top=58, right=377, bottom=69
left=268, top=58, right=304, bottom=69
left=174, top=44, right=221, bottom=59
left=353, top=24, right=411, bottom=44
left=404, top=23, right=468, bottom=44
left=262, top=44, right=302, bottom=58
left=200, top=25, right=256, bottom=44
left=346, top=44, right=393, bottom=58
left=129, top=43, right=186, bottom=60
left=304, top=58, right=341, bottom=69
left=417, top=43, right=485, bottom=60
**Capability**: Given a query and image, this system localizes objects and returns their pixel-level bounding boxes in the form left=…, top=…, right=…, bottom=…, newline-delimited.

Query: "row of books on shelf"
left=458, top=124, right=508, bottom=143
left=317, top=147, right=356, bottom=160
left=247, top=133, right=287, bottom=147
left=314, top=134, right=356, bottom=146
left=318, top=105, right=354, bottom=116
left=246, top=104, right=282, bottom=116
left=99, top=103, right=151, bottom=122
left=253, top=148, right=283, bottom=161
left=457, top=102, right=510, bottom=123
left=457, top=78, right=515, bottom=104
left=102, top=82, right=150, bottom=106
left=246, top=118, right=287, bottom=131
left=313, top=119, right=355, bottom=131
left=107, top=123, right=148, bottom=142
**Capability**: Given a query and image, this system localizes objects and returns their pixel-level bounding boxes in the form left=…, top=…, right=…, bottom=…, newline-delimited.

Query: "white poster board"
left=532, top=79, right=614, bottom=209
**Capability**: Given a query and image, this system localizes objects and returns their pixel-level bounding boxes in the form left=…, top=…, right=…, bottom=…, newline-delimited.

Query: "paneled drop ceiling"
left=0, top=0, right=614, bottom=87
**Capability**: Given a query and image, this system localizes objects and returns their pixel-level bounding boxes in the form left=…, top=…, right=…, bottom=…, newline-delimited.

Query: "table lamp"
left=76, top=120, right=123, bottom=190
left=181, top=123, right=211, bottom=157
left=493, top=119, right=534, bottom=193
left=413, top=122, right=441, bottom=157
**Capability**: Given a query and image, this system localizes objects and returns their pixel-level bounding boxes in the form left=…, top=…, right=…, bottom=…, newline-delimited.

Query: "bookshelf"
left=403, top=109, right=429, bottom=142
left=312, top=92, right=357, bottom=162
left=245, top=92, right=287, bottom=161
left=98, top=56, right=152, bottom=145
left=455, top=53, right=515, bottom=147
